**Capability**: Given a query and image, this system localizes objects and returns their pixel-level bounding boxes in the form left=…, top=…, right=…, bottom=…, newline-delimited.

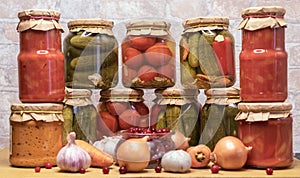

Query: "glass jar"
left=151, top=88, right=201, bottom=146
left=122, top=20, right=175, bottom=89
left=64, top=18, right=118, bottom=89
left=236, top=102, right=293, bottom=168
left=17, top=9, right=65, bottom=102
left=180, top=17, right=236, bottom=89
left=200, top=87, right=240, bottom=150
left=97, top=88, right=150, bottom=136
left=238, top=6, right=287, bottom=102
left=62, top=88, right=97, bottom=144
left=9, top=103, right=63, bottom=167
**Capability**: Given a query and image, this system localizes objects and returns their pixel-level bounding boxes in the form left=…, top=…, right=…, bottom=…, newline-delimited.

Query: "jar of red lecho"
left=17, top=9, right=65, bottom=102
left=236, top=102, right=293, bottom=168
left=238, top=6, right=288, bottom=102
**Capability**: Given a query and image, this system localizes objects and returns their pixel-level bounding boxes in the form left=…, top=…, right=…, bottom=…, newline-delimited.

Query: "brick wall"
left=0, top=0, right=299, bottom=151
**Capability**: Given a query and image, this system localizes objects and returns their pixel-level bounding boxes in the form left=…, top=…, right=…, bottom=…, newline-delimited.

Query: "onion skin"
left=171, top=130, right=190, bottom=150
left=212, top=136, right=252, bottom=170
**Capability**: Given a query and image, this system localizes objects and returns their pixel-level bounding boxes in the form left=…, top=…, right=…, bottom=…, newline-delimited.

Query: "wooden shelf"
left=0, top=148, right=299, bottom=178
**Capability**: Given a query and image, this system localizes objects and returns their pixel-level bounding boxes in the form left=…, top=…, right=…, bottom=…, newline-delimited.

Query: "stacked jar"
left=151, top=88, right=202, bottom=146
left=62, top=88, right=98, bottom=144
left=180, top=17, right=236, bottom=89
left=179, top=17, right=238, bottom=148
left=10, top=9, right=65, bottom=167
left=64, top=18, right=118, bottom=89
left=121, top=20, right=176, bottom=89
left=237, top=6, right=293, bottom=168
left=200, top=87, right=240, bottom=150
left=97, top=88, right=150, bottom=136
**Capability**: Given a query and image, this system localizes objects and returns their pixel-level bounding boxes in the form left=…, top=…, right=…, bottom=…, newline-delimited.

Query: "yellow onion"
left=116, top=136, right=150, bottom=172
left=211, top=136, right=252, bottom=170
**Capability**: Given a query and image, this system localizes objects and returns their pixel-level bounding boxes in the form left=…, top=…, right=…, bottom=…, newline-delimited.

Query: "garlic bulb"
left=161, top=150, right=192, bottom=173
left=56, top=132, right=91, bottom=172
left=93, top=135, right=122, bottom=159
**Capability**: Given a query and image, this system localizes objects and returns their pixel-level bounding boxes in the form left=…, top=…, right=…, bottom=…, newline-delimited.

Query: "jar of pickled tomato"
left=17, top=9, right=65, bottom=102
left=238, top=6, right=288, bottom=102
left=64, top=18, right=118, bottom=89
left=236, top=102, right=293, bottom=168
left=151, top=88, right=201, bottom=146
left=122, top=20, right=176, bottom=89
left=9, top=103, right=64, bottom=167
left=180, top=17, right=236, bottom=89
left=200, top=87, right=240, bottom=150
left=97, top=88, right=150, bottom=138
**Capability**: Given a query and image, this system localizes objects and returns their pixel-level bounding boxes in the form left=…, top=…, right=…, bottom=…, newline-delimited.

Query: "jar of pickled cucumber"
left=200, top=87, right=240, bottom=150
left=122, top=20, right=176, bottom=89
left=9, top=103, right=63, bottom=167
left=180, top=17, right=236, bottom=89
left=62, top=88, right=97, bottom=144
left=17, top=9, right=65, bottom=102
left=151, top=88, right=201, bottom=146
left=236, top=102, right=293, bottom=168
left=64, top=18, right=118, bottom=89
left=238, top=6, right=287, bottom=102
left=97, top=88, right=149, bottom=137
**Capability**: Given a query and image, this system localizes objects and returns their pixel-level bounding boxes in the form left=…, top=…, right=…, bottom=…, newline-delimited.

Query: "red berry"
left=154, top=165, right=162, bottom=173
left=150, top=127, right=156, bottom=133
left=102, top=167, right=110, bottom=174
left=210, top=164, right=220, bottom=174
left=266, top=167, right=273, bottom=175
left=79, top=168, right=86, bottom=174
left=45, top=163, right=52, bottom=169
left=119, top=166, right=127, bottom=174
left=34, top=166, right=41, bottom=173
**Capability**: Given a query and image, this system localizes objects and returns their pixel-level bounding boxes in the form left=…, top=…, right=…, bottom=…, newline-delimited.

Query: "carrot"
left=75, top=139, right=114, bottom=167
left=186, top=144, right=211, bottom=168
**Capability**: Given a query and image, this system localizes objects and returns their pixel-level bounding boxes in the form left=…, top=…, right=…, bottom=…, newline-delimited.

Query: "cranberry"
left=266, top=167, right=273, bottom=175
left=137, top=127, right=143, bottom=133
left=210, top=164, right=220, bottom=174
left=45, top=163, right=52, bottom=169
left=34, top=166, right=41, bottom=173
left=150, top=127, right=157, bottom=133
left=161, top=128, right=170, bottom=133
left=79, top=168, right=86, bottom=174
left=102, top=167, right=110, bottom=174
left=119, top=166, right=127, bottom=174
left=128, top=127, right=136, bottom=133
left=145, top=128, right=152, bottom=134
left=154, top=165, right=162, bottom=173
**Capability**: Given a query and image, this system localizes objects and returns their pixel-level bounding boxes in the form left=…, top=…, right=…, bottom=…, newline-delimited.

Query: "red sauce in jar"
left=238, top=116, right=293, bottom=168
left=236, top=102, right=293, bottom=168
left=17, top=10, right=65, bottom=102
left=238, top=6, right=287, bottom=102
left=239, top=28, right=287, bottom=102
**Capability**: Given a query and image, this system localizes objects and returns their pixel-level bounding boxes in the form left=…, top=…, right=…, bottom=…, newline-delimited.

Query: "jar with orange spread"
left=17, top=9, right=65, bottom=102
left=9, top=103, right=64, bottom=167
left=238, top=6, right=288, bottom=102
left=236, top=102, right=293, bottom=168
